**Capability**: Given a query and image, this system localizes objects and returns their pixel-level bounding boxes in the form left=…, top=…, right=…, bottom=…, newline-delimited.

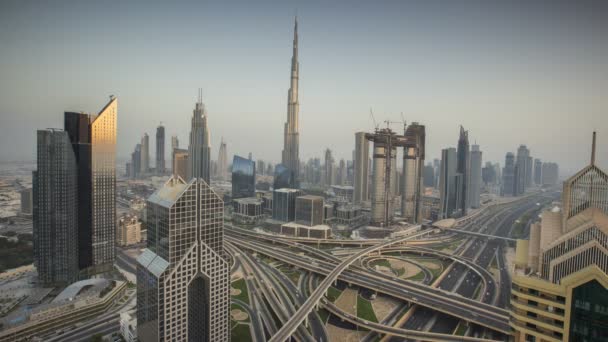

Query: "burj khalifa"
left=281, top=17, right=300, bottom=188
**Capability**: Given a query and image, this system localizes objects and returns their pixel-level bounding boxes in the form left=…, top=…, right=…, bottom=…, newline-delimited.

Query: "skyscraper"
left=515, top=145, right=530, bottom=195
left=188, top=89, right=211, bottom=183
left=137, top=177, right=230, bottom=342
left=173, top=149, right=189, bottom=180
left=541, top=162, right=559, bottom=185
left=337, top=159, right=347, bottom=185
left=171, top=135, right=179, bottom=151
left=354, top=132, right=369, bottom=204
left=469, top=144, right=482, bottom=208
left=281, top=17, right=300, bottom=188
left=156, top=124, right=165, bottom=175
left=324, top=148, right=333, bottom=186
left=33, top=129, right=79, bottom=284
left=217, top=138, right=228, bottom=181
left=141, top=133, right=150, bottom=174
left=439, top=148, right=457, bottom=219
left=64, top=97, right=117, bottom=274
left=232, top=155, right=256, bottom=199
left=502, top=152, right=516, bottom=196
left=456, top=126, right=470, bottom=215
left=131, top=143, right=141, bottom=179
left=534, top=158, right=542, bottom=185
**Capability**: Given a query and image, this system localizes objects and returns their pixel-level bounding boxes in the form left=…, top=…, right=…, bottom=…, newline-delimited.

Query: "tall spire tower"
left=188, top=88, right=211, bottom=184
left=281, top=16, right=300, bottom=188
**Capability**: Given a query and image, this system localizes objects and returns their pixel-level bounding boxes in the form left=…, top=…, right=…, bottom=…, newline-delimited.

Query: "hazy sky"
left=1, top=0, right=606, bottom=176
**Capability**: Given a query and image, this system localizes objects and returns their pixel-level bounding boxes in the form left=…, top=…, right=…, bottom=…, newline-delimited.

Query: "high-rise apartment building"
left=281, top=17, right=300, bottom=188
left=337, top=159, right=347, bottom=185
left=469, top=144, right=482, bottom=208
left=502, top=152, right=516, bottom=196
left=439, top=148, right=457, bottom=219
left=33, top=129, right=79, bottom=284
left=354, top=132, right=370, bottom=204
left=456, top=126, right=470, bottom=215
left=188, top=89, right=211, bottom=183
left=141, top=133, right=150, bottom=174
left=232, top=155, right=256, bottom=199
left=156, top=124, right=165, bottom=175
left=64, top=97, right=117, bottom=274
left=137, top=177, right=230, bottom=342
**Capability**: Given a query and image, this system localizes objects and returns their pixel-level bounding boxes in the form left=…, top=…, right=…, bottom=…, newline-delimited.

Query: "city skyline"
left=0, top=1, right=606, bottom=176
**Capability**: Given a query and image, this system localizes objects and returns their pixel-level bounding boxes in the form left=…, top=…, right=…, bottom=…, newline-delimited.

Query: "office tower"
left=188, top=89, right=211, bottom=183
left=456, top=126, right=470, bottom=215
left=346, top=159, right=354, bottom=185
left=33, top=129, right=79, bottom=284
left=525, top=155, right=533, bottom=187
left=402, top=122, right=425, bottom=223
left=20, top=188, right=33, bottom=215
left=273, top=164, right=293, bottom=190
left=354, top=132, right=370, bottom=203
left=423, top=164, right=434, bottom=187
left=281, top=17, right=300, bottom=188
left=534, top=158, right=542, bottom=185
left=541, top=162, right=559, bottom=185
left=173, top=149, right=189, bottom=180
left=439, top=148, right=457, bottom=219
left=469, top=144, right=482, bottom=208
left=131, top=144, right=141, bottom=179
left=141, top=133, right=150, bottom=174
left=137, top=177, right=230, bottom=342
left=64, top=97, right=117, bottom=274
left=171, top=135, right=179, bottom=150
left=156, top=124, right=165, bottom=175
left=511, top=132, right=608, bottom=342
left=257, top=160, right=265, bottom=176
left=324, top=149, right=333, bottom=186
left=232, top=155, right=256, bottom=199
left=337, top=159, right=347, bottom=185
left=482, top=161, right=497, bottom=185
left=515, top=145, right=530, bottom=195
left=502, top=152, right=516, bottom=196
left=295, top=195, right=324, bottom=226
left=215, top=138, right=228, bottom=181
left=266, top=164, right=273, bottom=177
left=272, top=188, right=303, bottom=222
left=433, top=158, right=441, bottom=188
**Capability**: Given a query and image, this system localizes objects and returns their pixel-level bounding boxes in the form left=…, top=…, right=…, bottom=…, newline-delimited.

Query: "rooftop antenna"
left=591, top=131, right=597, bottom=165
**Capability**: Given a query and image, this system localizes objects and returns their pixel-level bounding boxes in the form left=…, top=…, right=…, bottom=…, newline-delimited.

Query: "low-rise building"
left=233, top=197, right=265, bottom=224
left=278, top=222, right=331, bottom=239
left=120, top=311, right=138, bottom=342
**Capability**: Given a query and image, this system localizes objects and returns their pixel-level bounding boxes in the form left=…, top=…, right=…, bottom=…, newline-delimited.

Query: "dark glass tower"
left=231, top=155, right=256, bottom=199
left=273, top=164, right=294, bottom=190
left=456, top=125, right=470, bottom=215
left=33, top=129, right=79, bottom=284
left=156, top=124, right=165, bottom=174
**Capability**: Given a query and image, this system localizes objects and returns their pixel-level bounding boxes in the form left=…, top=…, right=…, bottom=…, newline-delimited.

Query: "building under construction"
left=366, top=122, right=425, bottom=226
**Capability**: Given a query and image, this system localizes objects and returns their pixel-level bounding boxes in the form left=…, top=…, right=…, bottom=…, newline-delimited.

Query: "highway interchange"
left=42, top=190, right=558, bottom=341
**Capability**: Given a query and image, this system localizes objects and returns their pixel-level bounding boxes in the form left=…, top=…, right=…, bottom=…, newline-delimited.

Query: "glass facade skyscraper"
left=137, top=177, right=230, bottom=342
left=33, top=129, right=79, bottom=284
left=273, top=164, right=293, bottom=190
left=231, top=155, right=255, bottom=199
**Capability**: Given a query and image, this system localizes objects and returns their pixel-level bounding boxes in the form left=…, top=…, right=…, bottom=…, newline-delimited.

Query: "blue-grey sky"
left=1, top=0, right=606, bottom=176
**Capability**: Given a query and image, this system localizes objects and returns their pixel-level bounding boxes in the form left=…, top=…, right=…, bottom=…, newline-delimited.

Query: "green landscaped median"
left=231, top=278, right=249, bottom=304
left=326, top=286, right=342, bottom=302
left=357, top=295, right=378, bottom=323
left=231, top=323, right=252, bottom=341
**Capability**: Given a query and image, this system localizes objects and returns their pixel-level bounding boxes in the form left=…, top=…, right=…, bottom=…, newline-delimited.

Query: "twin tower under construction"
left=357, top=122, right=425, bottom=226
